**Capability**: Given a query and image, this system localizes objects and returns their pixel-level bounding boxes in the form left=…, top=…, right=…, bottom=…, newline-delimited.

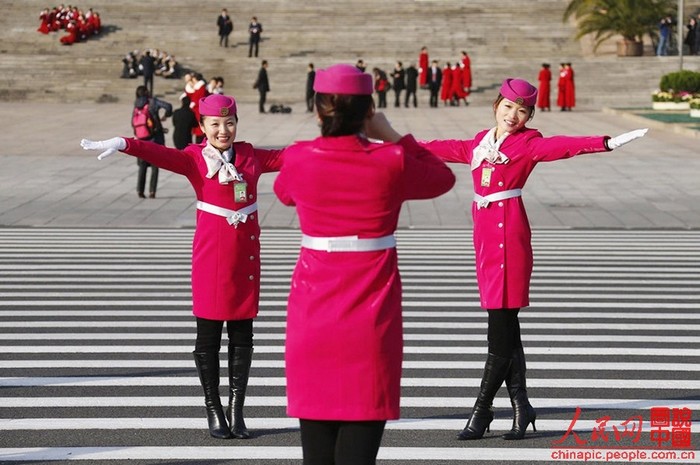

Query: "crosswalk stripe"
left=2, top=332, right=699, bottom=343
left=1, top=359, right=697, bottom=371
left=3, top=376, right=698, bottom=389
left=1, top=345, right=699, bottom=357
left=1, top=396, right=698, bottom=410
left=0, top=447, right=697, bottom=462
left=1, top=418, right=698, bottom=433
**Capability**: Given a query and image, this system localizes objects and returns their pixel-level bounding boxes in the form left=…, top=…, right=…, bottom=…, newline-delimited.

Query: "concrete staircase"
left=4, top=0, right=700, bottom=108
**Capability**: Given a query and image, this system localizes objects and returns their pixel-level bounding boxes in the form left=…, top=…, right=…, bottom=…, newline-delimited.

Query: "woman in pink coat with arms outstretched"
left=421, top=78, right=647, bottom=441
left=81, top=94, right=284, bottom=441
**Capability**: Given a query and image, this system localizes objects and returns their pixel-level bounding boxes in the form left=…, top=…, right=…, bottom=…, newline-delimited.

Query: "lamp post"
left=679, top=0, right=684, bottom=70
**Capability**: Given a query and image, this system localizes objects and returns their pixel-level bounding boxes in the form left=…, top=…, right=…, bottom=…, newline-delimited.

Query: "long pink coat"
left=423, top=128, right=608, bottom=309
left=274, top=135, right=455, bottom=421
left=122, top=139, right=283, bottom=321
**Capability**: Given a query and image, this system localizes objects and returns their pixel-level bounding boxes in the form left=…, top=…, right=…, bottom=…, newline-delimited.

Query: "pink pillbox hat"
left=199, top=94, right=237, bottom=117
left=499, top=78, right=538, bottom=107
left=313, top=63, right=373, bottom=95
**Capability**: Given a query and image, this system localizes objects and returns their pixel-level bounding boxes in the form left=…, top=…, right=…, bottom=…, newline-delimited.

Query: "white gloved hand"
left=80, top=137, right=127, bottom=160
left=607, top=128, right=648, bottom=150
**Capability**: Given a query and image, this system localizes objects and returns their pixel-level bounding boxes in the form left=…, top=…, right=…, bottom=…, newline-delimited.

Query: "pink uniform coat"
left=123, top=139, right=283, bottom=321
left=423, top=129, right=608, bottom=309
left=274, top=135, right=455, bottom=421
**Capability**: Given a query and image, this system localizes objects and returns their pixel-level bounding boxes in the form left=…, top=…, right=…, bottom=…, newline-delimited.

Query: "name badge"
left=481, top=167, right=493, bottom=187
left=234, top=182, right=248, bottom=203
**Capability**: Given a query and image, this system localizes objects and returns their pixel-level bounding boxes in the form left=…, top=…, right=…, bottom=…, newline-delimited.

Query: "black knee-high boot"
left=458, top=353, right=512, bottom=440
left=503, top=346, right=537, bottom=440
left=193, top=351, right=232, bottom=439
left=226, top=346, right=253, bottom=439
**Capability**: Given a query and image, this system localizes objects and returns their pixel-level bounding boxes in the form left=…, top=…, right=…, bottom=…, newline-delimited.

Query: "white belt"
left=196, top=201, right=257, bottom=227
left=474, top=189, right=522, bottom=209
left=301, top=234, right=396, bottom=252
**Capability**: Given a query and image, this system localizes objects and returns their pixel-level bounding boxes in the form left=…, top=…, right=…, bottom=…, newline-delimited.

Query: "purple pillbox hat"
left=199, top=94, right=237, bottom=117
left=499, top=78, right=538, bottom=107
left=314, top=63, right=373, bottom=95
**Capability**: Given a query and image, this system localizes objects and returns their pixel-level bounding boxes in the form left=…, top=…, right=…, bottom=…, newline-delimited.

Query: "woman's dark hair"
left=315, top=93, right=374, bottom=137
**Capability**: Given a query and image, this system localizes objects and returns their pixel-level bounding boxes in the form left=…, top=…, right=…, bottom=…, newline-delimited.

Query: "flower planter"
left=690, top=109, right=700, bottom=118
left=652, top=101, right=690, bottom=110
left=617, top=40, right=644, bottom=57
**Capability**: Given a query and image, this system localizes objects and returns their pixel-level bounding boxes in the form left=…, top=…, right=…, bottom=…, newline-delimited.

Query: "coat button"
left=250, top=235, right=256, bottom=240
left=499, top=243, right=504, bottom=248
left=249, top=214, right=255, bottom=220
left=498, top=201, right=503, bottom=207
left=498, top=222, right=503, bottom=228
left=500, top=264, right=504, bottom=269
left=498, top=181, right=504, bottom=187
left=248, top=194, right=254, bottom=199
left=249, top=255, right=255, bottom=261
left=248, top=275, right=254, bottom=280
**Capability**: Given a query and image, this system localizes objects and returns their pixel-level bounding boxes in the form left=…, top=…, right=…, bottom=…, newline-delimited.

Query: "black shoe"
left=137, top=193, right=146, bottom=199
left=503, top=400, right=536, bottom=440
left=458, top=404, right=494, bottom=440
left=148, top=192, right=156, bottom=199
left=457, top=353, right=511, bottom=440
left=502, top=346, right=537, bottom=440
left=193, top=351, right=232, bottom=439
left=227, top=347, right=253, bottom=439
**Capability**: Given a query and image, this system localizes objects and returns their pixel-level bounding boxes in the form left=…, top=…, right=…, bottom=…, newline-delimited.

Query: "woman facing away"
left=418, top=78, right=647, bottom=441
left=274, top=63, right=455, bottom=465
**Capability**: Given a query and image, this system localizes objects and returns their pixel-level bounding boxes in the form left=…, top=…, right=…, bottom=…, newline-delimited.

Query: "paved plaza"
left=1, top=101, right=699, bottom=229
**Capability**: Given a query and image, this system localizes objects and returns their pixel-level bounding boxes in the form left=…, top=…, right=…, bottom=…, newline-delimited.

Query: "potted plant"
left=564, top=0, right=676, bottom=56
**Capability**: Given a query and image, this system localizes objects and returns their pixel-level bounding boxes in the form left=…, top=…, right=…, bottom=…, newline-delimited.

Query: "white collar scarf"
left=201, top=143, right=244, bottom=184
left=471, top=127, right=510, bottom=171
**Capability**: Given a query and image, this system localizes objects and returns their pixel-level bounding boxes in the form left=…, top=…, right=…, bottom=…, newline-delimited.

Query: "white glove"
left=80, top=137, right=126, bottom=160
left=607, top=128, right=648, bottom=150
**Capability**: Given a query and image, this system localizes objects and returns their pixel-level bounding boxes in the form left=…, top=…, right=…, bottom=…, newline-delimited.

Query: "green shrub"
left=659, top=71, right=700, bottom=94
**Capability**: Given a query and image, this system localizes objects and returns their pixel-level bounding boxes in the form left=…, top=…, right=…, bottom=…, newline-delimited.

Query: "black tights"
left=487, top=308, right=522, bottom=358
left=194, top=317, right=253, bottom=353
left=299, top=419, right=386, bottom=465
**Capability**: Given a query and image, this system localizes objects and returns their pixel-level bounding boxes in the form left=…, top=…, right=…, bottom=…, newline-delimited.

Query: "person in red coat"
left=184, top=73, right=210, bottom=142
left=274, top=63, right=455, bottom=465
left=557, top=62, right=571, bottom=111
left=461, top=50, right=472, bottom=94
left=80, top=94, right=284, bottom=441
left=536, top=63, right=551, bottom=111
left=420, top=78, right=647, bottom=441
left=418, top=45, right=429, bottom=88
left=38, top=8, right=52, bottom=34
left=450, top=62, right=468, bottom=106
left=440, top=62, right=453, bottom=106
left=564, top=62, right=576, bottom=110
left=59, top=20, right=79, bottom=45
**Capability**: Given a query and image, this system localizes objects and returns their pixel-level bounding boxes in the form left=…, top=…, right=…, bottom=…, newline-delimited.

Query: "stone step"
left=6, top=0, right=700, bottom=107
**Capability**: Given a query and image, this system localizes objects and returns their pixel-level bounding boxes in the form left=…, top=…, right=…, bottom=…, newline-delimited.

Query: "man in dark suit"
left=427, top=59, right=442, bottom=108
left=404, top=63, right=418, bottom=108
left=305, top=63, right=316, bottom=112
left=217, top=8, right=233, bottom=47
left=253, top=60, right=270, bottom=113
left=248, top=16, right=262, bottom=57
left=139, top=50, right=156, bottom=96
